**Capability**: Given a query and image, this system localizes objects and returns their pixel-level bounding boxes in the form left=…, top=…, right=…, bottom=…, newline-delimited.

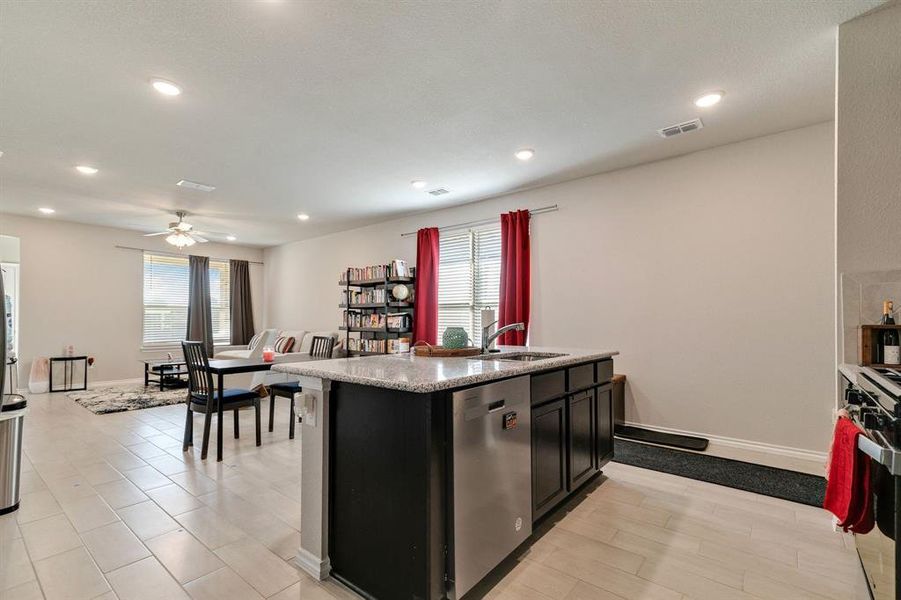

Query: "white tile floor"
left=0, top=391, right=354, bottom=600
left=0, top=389, right=870, bottom=600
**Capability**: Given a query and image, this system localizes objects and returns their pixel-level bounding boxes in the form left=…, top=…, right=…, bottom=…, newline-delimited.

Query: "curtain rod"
left=114, top=245, right=264, bottom=265
left=399, top=204, right=558, bottom=238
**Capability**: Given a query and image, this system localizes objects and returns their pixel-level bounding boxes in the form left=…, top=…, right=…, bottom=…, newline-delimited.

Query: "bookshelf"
left=340, top=263, right=415, bottom=355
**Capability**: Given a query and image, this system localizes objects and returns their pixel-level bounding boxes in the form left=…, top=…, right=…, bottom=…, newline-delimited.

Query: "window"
left=142, top=253, right=230, bottom=347
left=438, top=224, right=501, bottom=343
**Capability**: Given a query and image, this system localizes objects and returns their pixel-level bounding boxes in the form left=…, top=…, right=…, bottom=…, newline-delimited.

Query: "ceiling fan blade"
left=192, top=234, right=209, bottom=243
left=143, top=231, right=170, bottom=237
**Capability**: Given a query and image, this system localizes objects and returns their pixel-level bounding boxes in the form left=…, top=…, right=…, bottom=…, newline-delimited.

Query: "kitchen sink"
left=470, top=352, right=568, bottom=362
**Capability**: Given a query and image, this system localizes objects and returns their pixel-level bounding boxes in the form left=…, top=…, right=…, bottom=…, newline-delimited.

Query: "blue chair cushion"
left=270, top=381, right=302, bottom=393
left=191, top=388, right=257, bottom=405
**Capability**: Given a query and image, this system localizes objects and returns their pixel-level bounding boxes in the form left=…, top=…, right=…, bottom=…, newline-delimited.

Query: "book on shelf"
left=342, top=311, right=411, bottom=330
left=347, top=336, right=411, bottom=354
left=340, top=287, right=415, bottom=306
left=339, top=261, right=415, bottom=283
left=341, top=287, right=387, bottom=305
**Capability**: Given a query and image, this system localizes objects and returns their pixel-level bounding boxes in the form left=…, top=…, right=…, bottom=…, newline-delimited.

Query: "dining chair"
left=181, top=340, right=262, bottom=459
left=267, top=335, right=335, bottom=439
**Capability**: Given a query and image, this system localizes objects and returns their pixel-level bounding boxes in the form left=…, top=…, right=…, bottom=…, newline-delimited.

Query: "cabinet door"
left=595, top=385, right=614, bottom=468
left=567, top=390, right=596, bottom=490
left=532, top=399, right=567, bottom=521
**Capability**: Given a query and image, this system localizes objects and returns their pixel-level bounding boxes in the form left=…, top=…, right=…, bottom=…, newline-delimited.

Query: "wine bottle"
left=882, top=300, right=900, bottom=365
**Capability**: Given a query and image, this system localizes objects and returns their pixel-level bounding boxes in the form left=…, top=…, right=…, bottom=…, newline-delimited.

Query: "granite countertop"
left=271, top=345, right=619, bottom=393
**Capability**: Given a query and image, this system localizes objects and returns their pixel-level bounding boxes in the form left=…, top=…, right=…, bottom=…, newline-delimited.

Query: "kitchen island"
left=273, top=345, right=618, bottom=599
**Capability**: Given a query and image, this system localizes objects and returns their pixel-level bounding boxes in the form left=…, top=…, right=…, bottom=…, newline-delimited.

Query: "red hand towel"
left=849, top=454, right=874, bottom=534
left=823, top=417, right=874, bottom=533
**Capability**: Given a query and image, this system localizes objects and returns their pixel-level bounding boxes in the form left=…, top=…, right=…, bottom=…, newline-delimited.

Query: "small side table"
left=49, top=356, right=88, bottom=392
left=142, top=360, right=188, bottom=391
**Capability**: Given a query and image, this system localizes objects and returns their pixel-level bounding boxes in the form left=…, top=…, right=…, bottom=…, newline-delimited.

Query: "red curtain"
left=412, top=227, right=440, bottom=345
left=498, top=210, right=530, bottom=345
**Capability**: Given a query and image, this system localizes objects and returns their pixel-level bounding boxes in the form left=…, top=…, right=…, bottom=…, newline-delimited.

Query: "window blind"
left=208, top=260, right=231, bottom=345
left=142, top=253, right=230, bottom=346
left=438, top=224, right=501, bottom=343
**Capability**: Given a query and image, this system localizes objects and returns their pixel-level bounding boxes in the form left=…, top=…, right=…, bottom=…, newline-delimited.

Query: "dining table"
left=203, top=354, right=327, bottom=462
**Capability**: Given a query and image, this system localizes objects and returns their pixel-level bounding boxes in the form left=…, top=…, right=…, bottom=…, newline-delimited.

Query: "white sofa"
left=214, top=329, right=342, bottom=361
left=214, top=329, right=342, bottom=389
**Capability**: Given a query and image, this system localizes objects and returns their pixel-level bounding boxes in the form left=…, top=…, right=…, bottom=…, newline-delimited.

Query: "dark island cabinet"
left=531, top=359, right=615, bottom=522
left=531, top=398, right=568, bottom=520
left=567, top=389, right=596, bottom=490
left=595, top=383, right=614, bottom=468
left=329, top=382, right=447, bottom=600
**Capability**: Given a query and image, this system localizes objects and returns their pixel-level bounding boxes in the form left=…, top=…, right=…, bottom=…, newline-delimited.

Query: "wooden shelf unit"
left=340, top=266, right=415, bottom=356
left=860, top=324, right=901, bottom=367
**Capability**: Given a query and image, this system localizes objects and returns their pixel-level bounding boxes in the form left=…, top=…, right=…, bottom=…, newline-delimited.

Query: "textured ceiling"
left=0, top=0, right=883, bottom=246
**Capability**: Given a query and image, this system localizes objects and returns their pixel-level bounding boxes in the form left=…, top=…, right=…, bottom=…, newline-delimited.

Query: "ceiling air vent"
left=428, top=188, right=450, bottom=196
left=657, top=118, right=704, bottom=138
left=176, top=179, right=216, bottom=192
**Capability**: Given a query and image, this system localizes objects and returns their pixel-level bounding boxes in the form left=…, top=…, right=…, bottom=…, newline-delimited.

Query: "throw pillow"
left=274, top=336, right=295, bottom=354
left=248, top=332, right=262, bottom=350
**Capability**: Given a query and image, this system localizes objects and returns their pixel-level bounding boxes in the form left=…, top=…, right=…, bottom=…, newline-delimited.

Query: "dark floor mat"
left=616, top=425, right=709, bottom=451
left=613, top=438, right=826, bottom=507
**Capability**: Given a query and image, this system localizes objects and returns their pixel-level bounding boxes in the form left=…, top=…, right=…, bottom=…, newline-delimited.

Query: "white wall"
left=0, top=214, right=264, bottom=384
left=0, top=234, right=20, bottom=262
left=265, top=122, right=835, bottom=452
left=837, top=4, right=901, bottom=362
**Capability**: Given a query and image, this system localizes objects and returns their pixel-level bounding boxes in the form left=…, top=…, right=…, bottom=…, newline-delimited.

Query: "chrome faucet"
left=481, top=321, right=525, bottom=352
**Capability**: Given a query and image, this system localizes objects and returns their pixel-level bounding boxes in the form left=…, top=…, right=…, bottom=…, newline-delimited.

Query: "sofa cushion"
left=214, top=349, right=253, bottom=359
left=278, top=329, right=307, bottom=352
left=298, top=332, right=340, bottom=355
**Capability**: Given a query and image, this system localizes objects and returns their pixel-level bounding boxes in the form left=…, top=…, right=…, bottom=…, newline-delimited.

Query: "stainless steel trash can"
left=0, top=395, right=26, bottom=515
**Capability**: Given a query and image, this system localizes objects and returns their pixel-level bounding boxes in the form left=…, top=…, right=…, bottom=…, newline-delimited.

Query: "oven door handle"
left=858, top=430, right=901, bottom=476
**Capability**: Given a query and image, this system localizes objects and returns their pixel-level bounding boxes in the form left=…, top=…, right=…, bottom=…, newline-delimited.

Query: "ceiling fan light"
left=166, top=232, right=195, bottom=248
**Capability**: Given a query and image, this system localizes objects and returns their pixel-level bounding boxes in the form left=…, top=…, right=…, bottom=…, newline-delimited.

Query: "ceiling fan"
left=144, top=210, right=208, bottom=248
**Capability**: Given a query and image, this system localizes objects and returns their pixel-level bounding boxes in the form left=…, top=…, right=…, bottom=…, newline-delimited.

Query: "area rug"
left=613, top=437, right=826, bottom=507
left=68, top=385, right=186, bottom=414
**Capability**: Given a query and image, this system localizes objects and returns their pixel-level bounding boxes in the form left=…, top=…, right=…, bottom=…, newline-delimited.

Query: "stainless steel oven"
left=841, top=365, right=901, bottom=600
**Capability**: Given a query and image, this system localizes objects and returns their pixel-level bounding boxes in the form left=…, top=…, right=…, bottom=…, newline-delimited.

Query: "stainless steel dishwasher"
left=450, top=375, right=532, bottom=599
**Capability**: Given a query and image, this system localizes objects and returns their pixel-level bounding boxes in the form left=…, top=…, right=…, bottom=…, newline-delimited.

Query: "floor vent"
left=657, top=118, right=704, bottom=138
left=428, top=188, right=450, bottom=196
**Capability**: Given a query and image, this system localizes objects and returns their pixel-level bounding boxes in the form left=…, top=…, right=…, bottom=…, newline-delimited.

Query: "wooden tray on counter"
left=412, top=342, right=482, bottom=357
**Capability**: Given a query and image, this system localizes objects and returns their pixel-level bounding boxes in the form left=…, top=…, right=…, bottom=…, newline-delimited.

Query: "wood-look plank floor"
left=478, top=462, right=870, bottom=600
left=1, top=390, right=869, bottom=600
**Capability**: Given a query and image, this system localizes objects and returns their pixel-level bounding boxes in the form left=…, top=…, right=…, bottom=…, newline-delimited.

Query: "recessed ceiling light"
left=297, top=213, right=310, bottom=221
left=411, top=180, right=428, bottom=189
left=151, top=79, right=182, bottom=96
left=38, top=207, right=55, bottom=214
left=226, top=235, right=237, bottom=241
left=694, top=90, right=724, bottom=108
left=75, top=165, right=98, bottom=175
left=514, top=149, right=535, bottom=161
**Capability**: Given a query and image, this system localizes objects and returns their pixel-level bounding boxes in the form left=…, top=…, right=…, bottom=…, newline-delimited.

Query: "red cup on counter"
left=262, top=347, right=275, bottom=362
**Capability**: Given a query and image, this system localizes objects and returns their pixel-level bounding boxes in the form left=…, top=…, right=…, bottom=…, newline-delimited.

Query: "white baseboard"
left=622, top=420, right=827, bottom=465
left=294, top=548, right=330, bottom=581
left=17, top=377, right=144, bottom=395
